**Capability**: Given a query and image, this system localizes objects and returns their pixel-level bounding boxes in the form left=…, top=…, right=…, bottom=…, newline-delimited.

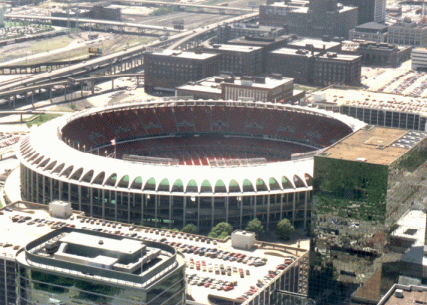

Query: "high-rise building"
left=144, top=50, right=221, bottom=93
left=310, top=126, right=427, bottom=305
left=16, top=227, right=186, bottom=305
left=339, top=0, right=386, bottom=24
left=259, top=0, right=358, bottom=39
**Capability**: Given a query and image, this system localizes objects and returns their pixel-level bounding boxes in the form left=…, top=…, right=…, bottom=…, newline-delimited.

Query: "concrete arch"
left=52, top=163, right=65, bottom=174
left=293, top=174, right=306, bottom=188
left=281, top=176, right=294, bottom=189
left=144, top=177, right=156, bottom=191
left=269, top=177, right=282, bottom=191
left=171, top=179, right=184, bottom=193
left=80, top=170, right=94, bottom=183
left=256, top=178, right=268, bottom=192
left=116, top=175, right=130, bottom=188
left=200, top=179, right=212, bottom=193
left=304, top=173, right=313, bottom=186
left=60, top=165, right=74, bottom=178
left=104, top=173, right=117, bottom=187
left=229, top=179, right=241, bottom=193
left=186, top=179, right=198, bottom=193
left=70, top=168, right=84, bottom=181
left=32, top=155, right=45, bottom=165
left=214, top=179, right=226, bottom=193
left=38, top=158, right=50, bottom=169
left=158, top=178, right=170, bottom=192
left=28, top=152, right=40, bottom=162
left=91, top=172, right=105, bottom=185
left=130, top=176, right=143, bottom=190
left=242, top=179, right=255, bottom=192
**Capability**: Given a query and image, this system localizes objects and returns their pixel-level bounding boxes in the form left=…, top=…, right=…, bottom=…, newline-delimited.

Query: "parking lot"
left=0, top=203, right=301, bottom=304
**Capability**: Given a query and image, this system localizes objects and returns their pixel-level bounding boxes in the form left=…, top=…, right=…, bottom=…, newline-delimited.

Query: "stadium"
left=17, top=99, right=365, bottom=231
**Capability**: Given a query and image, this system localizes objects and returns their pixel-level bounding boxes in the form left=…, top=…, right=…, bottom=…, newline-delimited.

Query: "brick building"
left=204, top=44, right=263, bottom=76
left=176, top=75, right=303, bottom=103
left=144, top=50, right=221, bottom=93
left=313, top=52, right=362, bottom=86
left=267, top=48, right=317, bottom=84
left=259, top=0, right=358, bottom=39
left=216, top=23, right=287, bottom=44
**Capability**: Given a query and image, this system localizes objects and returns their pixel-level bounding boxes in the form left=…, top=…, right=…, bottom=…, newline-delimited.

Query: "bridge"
left=4, top=14, right=179, bottom=33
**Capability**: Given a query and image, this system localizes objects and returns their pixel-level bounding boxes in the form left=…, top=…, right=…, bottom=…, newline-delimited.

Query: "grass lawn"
left=26, top=114, right=63, bottom=128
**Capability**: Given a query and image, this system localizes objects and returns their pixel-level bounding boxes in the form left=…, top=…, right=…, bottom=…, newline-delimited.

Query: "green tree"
left=209, top=222, right=233, bottom=239
left=277, top=218, right=295, bottom=240
left=245, top=218, right=264, bottom=238
left=182, top=223, right=198, bottom=234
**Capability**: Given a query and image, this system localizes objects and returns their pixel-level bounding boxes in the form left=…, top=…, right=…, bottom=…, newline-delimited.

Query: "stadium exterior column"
left=253, top=195, right=256, bottom=218
left=183, top=196, right=187, bottom=227
left=141, top=194, right=144, bottom=226
left=50, top=177, right=53, bottom=203
left=89, top=188, right=93, bottom=217
left=292, top=192, right=296, bottom=224
left=78, top=185, right=82, bottom=211
left=42, top=176, right=45, bottom=204
left=225, top=197, right=228, bottom=223
left=115, top=191, right=118, bottom=222
left=35, top=172, right=39, bottom=202
left=102, top=189, right=105, bottom=219
left=197, top=197, right=200, bottom=230
left=155, top=195, right=158, bottom=228
left=239, top=197, right=243, bottom=229
left=127, top=194, right=130, bottom=223
left=59, top=181, right=62, bottom=202
left=304, top=191, right=308, bottom=229
left=30, top=170, right=34, bottom=202
left=68, top=183, right=71, bottom=203
left=280, top=193, right=283, bottom=220
left=169, top=196, right=173, bottom=229
left=211, top=197, right=214, bottom=228
left=267, top=194, right=270, bottom=231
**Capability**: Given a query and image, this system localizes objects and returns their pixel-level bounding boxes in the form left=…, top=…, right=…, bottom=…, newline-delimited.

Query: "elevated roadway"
left=116, top=0, right=254, bottom=12
left=4, top=14, right=179, bottom=32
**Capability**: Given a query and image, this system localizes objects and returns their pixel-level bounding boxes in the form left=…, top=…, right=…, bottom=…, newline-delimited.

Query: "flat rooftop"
left=288, top=38, right=341, bottom=50
left=321, top=126, right=423, bottom=165
left=378, top=285, right=427, bottom=305
left=149, top=50, right=219, bottom=60
left=211, top=44, right=263, bottom=52
left=270, top=47, right=318, bottom=57
left=310, top=88, right=427, bottom=116
left=228, top=34, right=294, bottom=47
left=316, top=52, right=361, bottom=61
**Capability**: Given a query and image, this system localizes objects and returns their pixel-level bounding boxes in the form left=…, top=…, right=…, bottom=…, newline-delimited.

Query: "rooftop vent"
left=98, top=239, right=104, bottom=245
left=395, top=289, right=404, bottom=298
left=356, top=158, right=367, bottom=162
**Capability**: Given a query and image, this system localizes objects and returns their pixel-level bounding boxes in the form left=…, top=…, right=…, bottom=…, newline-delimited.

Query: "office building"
left=412, top=47, right=427, bottom=71
left=388, top=22, right=427, bottom=47
left=349, top=22, right=388, bottom=43
left=216, top=23, right=287, bottom=44
left=144, top=50, right=221, bottom=92
left=227, top=34, right=297, bottom=73
left=205, top=44, right=263, bottom=76
left=176, top=75, right=302, bottom=103
left=313, top=52, right=362, bottom=86
left=267, top=48, right=317, bottom=84
left=339, top=0, right=386, bottom=24
left=16, top=227, right=186, bottom=304
left=310, top=126, right=427, bottom=304
left=259, top=0, right=358, bottom=39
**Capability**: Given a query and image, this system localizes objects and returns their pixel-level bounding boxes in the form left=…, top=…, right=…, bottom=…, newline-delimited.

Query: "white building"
left=412, top=47, right=427, bottom=71
left=231, top=230, right=256, bottom=250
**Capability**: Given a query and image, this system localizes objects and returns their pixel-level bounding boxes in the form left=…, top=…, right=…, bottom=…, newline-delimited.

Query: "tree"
left=277, top=218, right=295, bottom=240
left=245, top=218, right=264, bottom=238
left=182, top=223, right=198, bottom=234
left=209, top=222, right=233, bottom=239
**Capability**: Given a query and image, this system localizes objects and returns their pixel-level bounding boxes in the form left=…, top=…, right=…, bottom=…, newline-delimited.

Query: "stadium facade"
left=17, top=100, right=364, bottom=231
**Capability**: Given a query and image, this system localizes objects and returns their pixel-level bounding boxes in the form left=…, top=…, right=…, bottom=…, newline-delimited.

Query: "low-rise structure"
left=216, top=23, right=287, bottom=44
left=231, top=230, right=256, bottom=250
left=412, top=47, right=427, bottom=71
left=349, top=22, right=388, bottom=43
left=388, top=21, right=427, bottom=47
left=176, top=75, right=303, bottom=103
